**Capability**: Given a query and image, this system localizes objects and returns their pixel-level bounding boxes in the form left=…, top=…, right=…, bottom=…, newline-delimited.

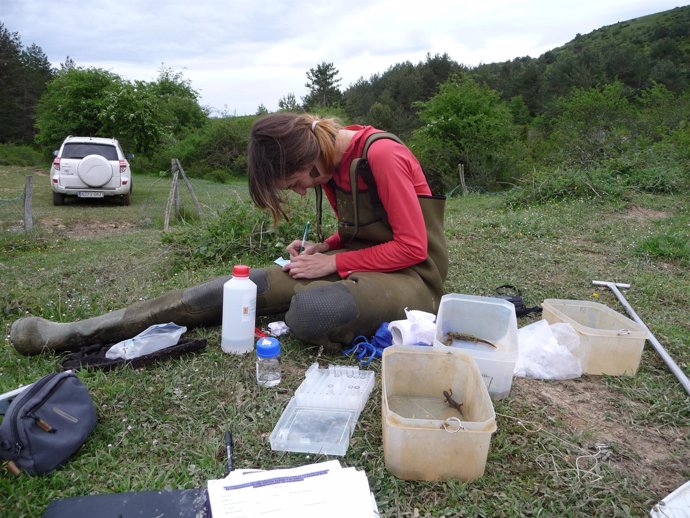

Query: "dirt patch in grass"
left=512, top=376, right=687, bottom=496
left=41, top=218, right=138, bottom=237
left=621, top=206, right=669, bottom=221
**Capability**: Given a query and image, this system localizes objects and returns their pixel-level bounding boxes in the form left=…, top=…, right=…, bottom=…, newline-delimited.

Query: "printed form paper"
left=207, top=460, right=378, bottom=517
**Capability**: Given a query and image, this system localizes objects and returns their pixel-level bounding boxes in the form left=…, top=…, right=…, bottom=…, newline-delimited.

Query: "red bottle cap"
left=232, top=265, right=250, bottom=277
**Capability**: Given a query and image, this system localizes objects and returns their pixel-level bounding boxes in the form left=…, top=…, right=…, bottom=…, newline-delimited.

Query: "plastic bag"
left=514, top=319, right=582, bottom=380
left=106, top=323, right=187, bottom=360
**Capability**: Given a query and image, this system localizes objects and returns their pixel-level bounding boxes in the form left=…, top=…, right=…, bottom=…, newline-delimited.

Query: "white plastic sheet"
left=514, top=320, right=583, bottom=380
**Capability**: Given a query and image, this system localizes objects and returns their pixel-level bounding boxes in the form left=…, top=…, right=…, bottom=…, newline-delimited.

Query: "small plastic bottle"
left=256, top=337, right=281, bottom=387
left=221, top=265, right=257, bottom=354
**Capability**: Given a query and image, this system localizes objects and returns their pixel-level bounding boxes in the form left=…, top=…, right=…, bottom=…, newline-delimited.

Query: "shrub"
left=0, top=143, right=45, bottom=166
left=411, top=75, right=529, bottom=192
left=505, top=167, right=623, bottom=207
left=150, top=116, right=255, bottom=181
left=163, top=195, right=320, bottom=269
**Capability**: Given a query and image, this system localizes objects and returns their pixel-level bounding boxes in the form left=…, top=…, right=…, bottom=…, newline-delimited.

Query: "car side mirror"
left=53, top=150, right=58, bottom=157
left=126, top=153, right=134, bottom=160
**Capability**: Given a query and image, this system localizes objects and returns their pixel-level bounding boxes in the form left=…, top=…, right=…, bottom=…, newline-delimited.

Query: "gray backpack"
left=0, top=371, right=97, bottom=475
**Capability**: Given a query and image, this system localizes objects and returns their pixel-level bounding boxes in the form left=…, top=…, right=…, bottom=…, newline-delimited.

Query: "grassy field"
left=1, top=165, right=688, bottom=517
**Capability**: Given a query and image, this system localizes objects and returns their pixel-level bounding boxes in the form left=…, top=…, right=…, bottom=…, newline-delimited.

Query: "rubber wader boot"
left=10, top=276, right=231, bottom=356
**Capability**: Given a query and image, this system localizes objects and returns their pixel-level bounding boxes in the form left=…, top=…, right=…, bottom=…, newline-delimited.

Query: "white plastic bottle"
left=221, top=265, right=257, bottom=354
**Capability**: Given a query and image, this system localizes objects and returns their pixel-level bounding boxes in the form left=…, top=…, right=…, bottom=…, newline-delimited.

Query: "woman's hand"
left=286, top=240, right=329, bottom=258
left=284, top=251, right=336, bottom=279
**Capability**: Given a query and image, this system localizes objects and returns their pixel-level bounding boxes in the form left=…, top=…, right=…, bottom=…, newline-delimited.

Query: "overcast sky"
left=1, top=1, right=685, bottom=115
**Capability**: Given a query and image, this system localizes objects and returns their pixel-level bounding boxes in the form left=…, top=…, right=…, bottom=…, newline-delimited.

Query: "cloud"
left=1, top=0, right=683, bottom=114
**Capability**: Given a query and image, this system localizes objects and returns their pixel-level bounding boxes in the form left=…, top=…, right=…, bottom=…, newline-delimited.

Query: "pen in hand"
left=299, top=222, right=310, bottom=254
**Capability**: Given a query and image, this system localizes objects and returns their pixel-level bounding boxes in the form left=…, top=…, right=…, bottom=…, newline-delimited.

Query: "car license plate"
left=78, top=191, right=104, bottom=198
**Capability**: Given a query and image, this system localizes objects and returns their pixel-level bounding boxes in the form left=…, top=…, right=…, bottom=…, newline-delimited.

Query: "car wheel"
left=77, top=154, right=112, bottom=187
left=121, top=192, right=131, bottom=206
left=53, top=192, right=65, bottom=205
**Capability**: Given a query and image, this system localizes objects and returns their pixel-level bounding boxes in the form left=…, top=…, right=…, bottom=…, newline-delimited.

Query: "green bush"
left=0, top=143, right=45, bottom=166
left=505, top=167, right=623, bottom=207
left=163, top=195, right=318, bottom=269
left=411, top=75, right=529, bottom=191
left=150, top=116, right=255, bottom=181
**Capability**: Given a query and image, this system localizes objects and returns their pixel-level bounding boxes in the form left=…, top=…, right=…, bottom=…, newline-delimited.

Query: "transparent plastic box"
left=433, top=293, right=519, bottom=400
left=269, top=363, right=375, bottom=456
left=542, top=299, right=648, bottom=375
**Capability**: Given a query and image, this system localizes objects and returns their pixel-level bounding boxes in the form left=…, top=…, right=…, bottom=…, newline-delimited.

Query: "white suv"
left=50, top=136, right=133, bottom=206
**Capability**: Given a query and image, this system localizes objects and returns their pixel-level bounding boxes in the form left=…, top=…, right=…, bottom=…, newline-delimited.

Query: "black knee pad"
left=285, top=284, right=358, bottom=346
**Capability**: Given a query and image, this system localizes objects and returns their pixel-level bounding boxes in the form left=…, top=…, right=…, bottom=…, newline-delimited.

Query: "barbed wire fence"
left=0, top=176, right=33, bottom=232
left=164, top=159, right=204, bottom=231
left=0, top=161, right=216, bottom=235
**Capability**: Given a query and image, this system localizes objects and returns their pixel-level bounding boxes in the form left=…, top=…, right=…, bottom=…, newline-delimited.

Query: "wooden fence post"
left=23, top=176, right=33, bottom=231
left=174, top=159, right=204, bottom=217
left=458, top=163, right=468, bottom=196
left=164, top=167, right=179, bottom=232
left=164, top=159, right=204, bottom=230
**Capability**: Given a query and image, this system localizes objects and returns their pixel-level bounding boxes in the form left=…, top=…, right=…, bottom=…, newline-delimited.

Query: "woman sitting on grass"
left=10, top=113, right=447, bottom=355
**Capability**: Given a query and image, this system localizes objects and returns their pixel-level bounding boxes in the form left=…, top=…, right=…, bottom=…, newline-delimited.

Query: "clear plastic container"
left=269, top=363, right=375, bottom=456
left=256, top=337, right=281, bottom=387
left=433, top=293, right=519, bottom=400
left=542, top=299, right=647, bottom=375
left=221, top=265, right=256, bottom=354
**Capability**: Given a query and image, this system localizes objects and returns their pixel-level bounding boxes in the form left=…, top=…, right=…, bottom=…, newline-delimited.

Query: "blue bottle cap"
left=256, top=337, right=280, bottom=358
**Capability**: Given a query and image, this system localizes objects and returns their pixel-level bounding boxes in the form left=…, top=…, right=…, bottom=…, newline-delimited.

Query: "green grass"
left=1, top=166, right=688, bottom=517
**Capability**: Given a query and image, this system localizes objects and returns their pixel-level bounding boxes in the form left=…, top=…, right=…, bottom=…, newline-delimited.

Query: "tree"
left=302, top=62, right=342, bottom=109
left=538, top=82, right=634, bottom=167
left=36, top=65, right=208, bottom=154
left=17, top=44, right=54, bottom=140
left=0, top=23, right=54, bottom=143
left=410, top=74, right=527, bottom=189
left=146, top=66, right=207, bottom=137
left=98, top=80, right=164, bottom=153
left=35, top=67, right=124, bottom=150
left=278, top=92, right=301, bottom=112
left=0, top=23, right=25, bottom=142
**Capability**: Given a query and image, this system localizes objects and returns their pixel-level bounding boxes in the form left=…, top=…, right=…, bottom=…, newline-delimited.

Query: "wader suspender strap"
left=314, top=132, right=403, bottom=244
left=347, top=132, right=404, bottom=241
left=315, top=184, right=325, bottom=243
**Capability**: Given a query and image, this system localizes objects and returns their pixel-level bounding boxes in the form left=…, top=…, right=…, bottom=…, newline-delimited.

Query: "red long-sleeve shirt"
left=323, top=126, right=432, bottom=278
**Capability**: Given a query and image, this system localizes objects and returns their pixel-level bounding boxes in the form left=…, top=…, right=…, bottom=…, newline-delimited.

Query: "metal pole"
left=592, top=280, right=690, bottom=396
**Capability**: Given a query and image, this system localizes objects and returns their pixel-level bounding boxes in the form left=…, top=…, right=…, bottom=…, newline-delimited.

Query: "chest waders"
left=10, top=133, right=447, bottom=356
left=270, top=132, right=448, bottom=351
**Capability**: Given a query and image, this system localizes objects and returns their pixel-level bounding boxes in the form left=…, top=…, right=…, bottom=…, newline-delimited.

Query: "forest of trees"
left=1, top=6, right=689, bottom=194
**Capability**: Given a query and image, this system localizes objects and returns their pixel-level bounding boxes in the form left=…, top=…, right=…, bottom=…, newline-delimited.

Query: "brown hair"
left=248, top=112, right=341, bottom=223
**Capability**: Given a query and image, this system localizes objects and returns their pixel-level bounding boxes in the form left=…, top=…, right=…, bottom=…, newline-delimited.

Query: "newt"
left=443, top=332, right=496, bottom=348
left=443, top=389, right=463, bottom=414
